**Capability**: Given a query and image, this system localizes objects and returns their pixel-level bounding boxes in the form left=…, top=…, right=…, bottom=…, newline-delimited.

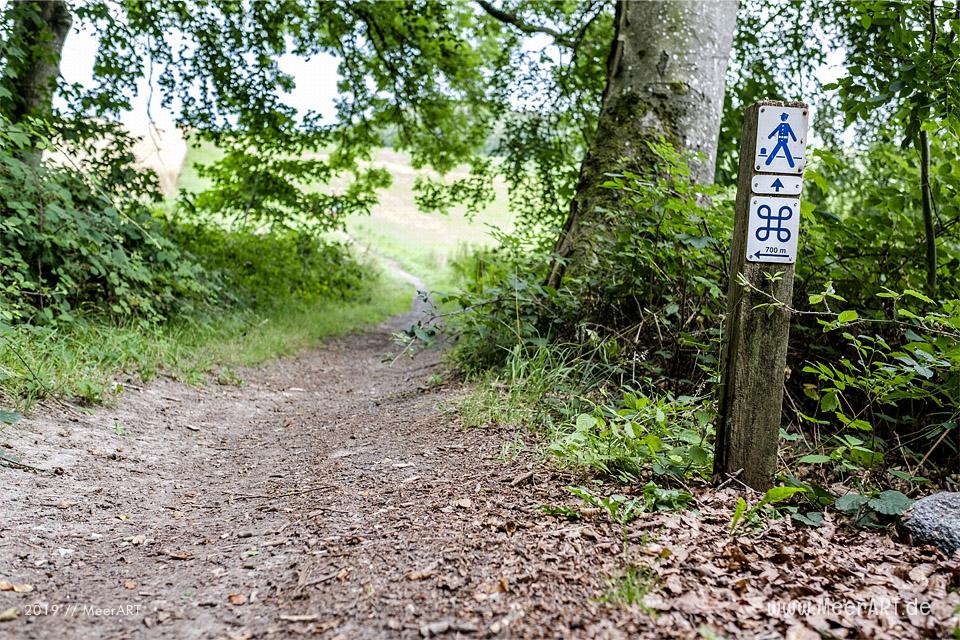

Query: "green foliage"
left=457, top=343, right=603, bottom=432
left=829, top=0, right=960, bottom=143
left=599, top=564, right=657, bottom=608
left=551, top=392, right=715, bottom=482
left=800, top=146, right=960, bottom=302
left=567, top=142, right=733, bottom=386
left=797, top=291, right=960, bottom=478
left=539, top=504, right=582, bottom=521
left=448, top=142, right=732, bottom=389
left=180, top=140, right=392, bottom=232
left=833, top=489, right=914, bottom=527
left=444, top=240, right=577, bottom=373
left=170, top=224, right=366, bottom=309
left=567, top=486, right=645, bottom=526
left=0, top=119, right=208, bottom=325
left=729, top=486, right=808, bottom=534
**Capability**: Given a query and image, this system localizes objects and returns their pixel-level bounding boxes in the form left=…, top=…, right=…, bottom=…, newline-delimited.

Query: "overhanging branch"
left=476, top=0, right=574, bottom=47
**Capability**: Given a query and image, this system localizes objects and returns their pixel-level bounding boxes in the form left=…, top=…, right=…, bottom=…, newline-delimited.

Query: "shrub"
left=0, top=120, right=209, bottom=325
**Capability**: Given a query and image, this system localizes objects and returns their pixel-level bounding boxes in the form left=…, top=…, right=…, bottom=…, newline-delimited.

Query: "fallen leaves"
left=0, top=581, right=33, bottom=593
left=227, top=593, right=247, bottom=606
left=0, top=607, right=18, bottom=622
left=405, top=562, right=438, bottom=581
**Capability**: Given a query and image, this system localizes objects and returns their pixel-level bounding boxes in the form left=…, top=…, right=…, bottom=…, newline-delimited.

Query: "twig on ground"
left=0, top=456, right=47, bottom=473
left=230, top=485, right=337, bottom=501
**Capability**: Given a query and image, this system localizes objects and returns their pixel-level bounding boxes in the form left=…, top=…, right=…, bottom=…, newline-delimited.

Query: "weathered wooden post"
left=714, top=100, right=809, bottom=490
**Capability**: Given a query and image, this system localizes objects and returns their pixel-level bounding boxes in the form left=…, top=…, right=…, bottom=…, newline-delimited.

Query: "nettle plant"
left=550, top=391, right=715, bottom=482
left=797, top=287, right=960, bottom=478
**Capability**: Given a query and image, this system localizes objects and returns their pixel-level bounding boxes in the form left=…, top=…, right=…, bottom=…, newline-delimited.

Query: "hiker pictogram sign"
left=754, top=106, right=808, bottom=175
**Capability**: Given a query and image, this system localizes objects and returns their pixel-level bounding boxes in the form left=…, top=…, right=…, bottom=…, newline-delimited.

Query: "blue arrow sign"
left=771, top=178, right=784, bottom=192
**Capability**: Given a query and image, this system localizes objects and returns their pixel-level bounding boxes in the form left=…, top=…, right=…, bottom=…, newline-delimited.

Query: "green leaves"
left=730, top=486, right=808, bottom=533
left=834, top=490, right=913, bottom=522
left=552, top=392, right=715, bottom=482
left=0, top=411, right=21, bottom=425
left=869, top=490, right=914, bottom=515
left=837, top=310, right=859, bottom=324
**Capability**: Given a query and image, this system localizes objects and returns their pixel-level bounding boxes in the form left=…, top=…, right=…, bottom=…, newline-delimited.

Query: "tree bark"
left=5, top=0, right=72, bottom=167
left=547, top=0, right=737, bottom=287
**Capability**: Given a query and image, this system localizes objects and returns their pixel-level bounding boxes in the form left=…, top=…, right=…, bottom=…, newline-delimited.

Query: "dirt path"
left=1, top=287, right=959, bottom=639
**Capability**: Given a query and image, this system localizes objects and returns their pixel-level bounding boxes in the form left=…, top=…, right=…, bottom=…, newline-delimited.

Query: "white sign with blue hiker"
left=746, top=196, right=800, bottom=264
left=754, top=106, right=808, bottom=175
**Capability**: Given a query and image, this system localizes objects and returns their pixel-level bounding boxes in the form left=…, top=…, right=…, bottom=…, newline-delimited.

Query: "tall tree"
left=546, top=0, right=737, bottom=287
left=1, top=0, right=72, bottom=167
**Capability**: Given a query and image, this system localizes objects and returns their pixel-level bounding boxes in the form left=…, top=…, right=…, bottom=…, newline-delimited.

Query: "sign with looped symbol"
left=746, top=196, right=800, bottom=264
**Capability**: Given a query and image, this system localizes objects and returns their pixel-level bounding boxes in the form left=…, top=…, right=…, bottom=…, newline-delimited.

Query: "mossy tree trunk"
left=3, top=0, right=72, bottom=167
left=547, top=0, right=737, bottom=287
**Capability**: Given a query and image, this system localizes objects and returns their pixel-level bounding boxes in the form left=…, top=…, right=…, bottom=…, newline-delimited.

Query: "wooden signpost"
left=714, top=100, right=809, bottom=490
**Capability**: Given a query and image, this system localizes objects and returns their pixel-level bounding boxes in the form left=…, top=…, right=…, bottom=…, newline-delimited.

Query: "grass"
left=341, top=148, right=513, bottom=292
left=0, top=272, right=412, bottom=411
left=599, top=564, right=657, bottom=608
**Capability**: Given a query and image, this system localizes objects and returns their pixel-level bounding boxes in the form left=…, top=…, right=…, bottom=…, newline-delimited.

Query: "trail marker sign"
left=754, top=106, right=808, bottom=174
left=715, top=100, right=809, bottom=491
left=752, top=174, right=802, bottom=196
left=746, top=196, right=800, bottom=263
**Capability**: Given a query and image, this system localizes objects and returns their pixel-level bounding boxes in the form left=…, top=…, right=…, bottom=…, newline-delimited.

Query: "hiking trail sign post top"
left=754, top=105, right=808, bottom=174
left=746, top=105, right=809, bottom=265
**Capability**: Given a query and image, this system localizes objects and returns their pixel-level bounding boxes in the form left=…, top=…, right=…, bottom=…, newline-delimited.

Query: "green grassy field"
left=340, top=148, right=512, bottom=291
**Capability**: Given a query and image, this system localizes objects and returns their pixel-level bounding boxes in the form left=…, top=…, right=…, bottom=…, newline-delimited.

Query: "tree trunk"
left=5, top=0, right=72, bottom=167
left=547, top=0, right=737, bottom=287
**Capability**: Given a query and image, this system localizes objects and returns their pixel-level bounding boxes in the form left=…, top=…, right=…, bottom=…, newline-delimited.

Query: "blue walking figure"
left=765, top=112, right=797, bottom=168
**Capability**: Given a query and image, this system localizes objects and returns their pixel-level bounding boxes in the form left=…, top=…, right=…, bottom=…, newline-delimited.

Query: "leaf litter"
left=0, top=301, right=956, bottom=638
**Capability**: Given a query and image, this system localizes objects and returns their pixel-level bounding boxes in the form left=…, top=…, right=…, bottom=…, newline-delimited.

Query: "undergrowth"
left=447, top=140, right=959, bottom=542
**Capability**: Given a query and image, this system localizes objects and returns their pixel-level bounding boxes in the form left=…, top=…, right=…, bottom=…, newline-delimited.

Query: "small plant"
left=539, top=504, right=582, bottom=521
left=730, top=486, right=808, bottom=534
left=215, top=367, right=243, bottom=386
left=599, top=564, right=657, bottom=608
left=498, top=434, right=527, bottom=461
left=567, top=486, right=644, bottom=525
left=551, top=391, right=715, bottom=482
left=833, top=489, right=913, bottom=527
left=113, top=421, right=128, bottom=436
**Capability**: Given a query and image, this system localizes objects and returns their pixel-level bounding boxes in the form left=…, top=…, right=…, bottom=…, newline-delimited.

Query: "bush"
left=0, top=121, right=209, bottom=325
left=450, top=138, right=960, bottom=483
left=170, top=223, right=367, bottom=310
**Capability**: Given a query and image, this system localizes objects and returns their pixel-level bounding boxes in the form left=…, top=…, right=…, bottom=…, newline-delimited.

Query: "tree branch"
left=476, top=0, right=574, bottom=47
